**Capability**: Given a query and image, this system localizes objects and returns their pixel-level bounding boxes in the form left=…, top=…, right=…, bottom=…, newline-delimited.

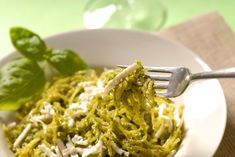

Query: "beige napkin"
left=157, top=12, right=235, bottom=156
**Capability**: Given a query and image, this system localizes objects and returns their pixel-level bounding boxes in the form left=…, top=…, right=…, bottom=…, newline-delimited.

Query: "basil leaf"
left=47, top=49, right=88, bottom=75
left=0, top=57, right=45, bottom=110
left=10, top=27, right=47, bottom=61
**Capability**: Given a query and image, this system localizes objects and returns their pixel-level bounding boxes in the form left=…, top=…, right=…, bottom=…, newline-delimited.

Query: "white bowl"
left=0, top=29, right=226, bottom=157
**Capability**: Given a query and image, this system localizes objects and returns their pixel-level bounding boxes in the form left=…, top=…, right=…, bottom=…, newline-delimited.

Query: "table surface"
left=1, top=0, right=235, bottom=57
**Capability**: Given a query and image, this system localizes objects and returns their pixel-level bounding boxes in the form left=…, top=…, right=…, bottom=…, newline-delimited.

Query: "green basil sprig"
left=0, top=27, right=89, bottom=110
left=10, top=27, right=47, bottom=61
left=46, top=49, right=88, bottom=75
left=10, top=27, right=89, bottom=74
left=0, top=58, right=45, bottom=110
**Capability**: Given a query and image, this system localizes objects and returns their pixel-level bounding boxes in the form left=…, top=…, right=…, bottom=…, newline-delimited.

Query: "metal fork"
left=118, top=65, right=235, bottom=98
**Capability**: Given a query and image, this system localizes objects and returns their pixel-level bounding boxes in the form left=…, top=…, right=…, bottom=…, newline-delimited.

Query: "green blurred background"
left=1, top=0, right=235, bottom=57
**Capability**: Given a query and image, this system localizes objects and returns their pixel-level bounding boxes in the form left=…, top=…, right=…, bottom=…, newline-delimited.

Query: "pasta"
left=4, top=61, right=184, bottom=157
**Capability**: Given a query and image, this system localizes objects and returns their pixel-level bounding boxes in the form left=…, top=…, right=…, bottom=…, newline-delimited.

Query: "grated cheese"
left=154, top=104, right=173, bottom=138
left=77, top=81, right=93, bottom=87
left=64, top=136, right=81, bottom=157
left=57, top=139, right=69, bottom=157
left=111, top=143, right=129, bottom=156
left=103, top=63, right=139, bottom=97
left=97, top=79, right=104, bottom=88
left=167, top=149, right=177, bottom=157
left=72, top=135, right=88, bottom=146
left=30, top=114, right=52, bottom=124
left=174, top=107, right=181, bottom=127
left=79, top=86, right=104, bottom=102
left=161, top=115, right=173, bottom=132
left=68, top=117, right=75, bottom=127
left=73, top=80, right=104, bottom=115
left=55, top=146, right=63, bottom=157
left=38, top=120, right=48, bottom=134
left=62, top=136, right=84, bottom=156
left=62, top=147, right=84, bottom=156
left=30, top=102, right=55, bottom=126
left=154, top=124, right=165, bottom=139
left=69, top=103, right=80, bottom=110
left=158, top=103, right=166, bottom=116
left=40, top=102, right=55, bottom=115
left=13, top=124, right=31, bottom=148
left=82, top=140, right=103, bottom=157
left=66, top=135, right=75, bottom=149
left=38, top=144, right=57, bottom=157
left=69, top=102, right=88, bottom=113
left=7, top=122, right=16, bottom=129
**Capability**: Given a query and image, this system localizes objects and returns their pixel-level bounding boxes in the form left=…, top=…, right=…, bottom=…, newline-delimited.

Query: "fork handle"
left=191, top=67, right=235, bottom=80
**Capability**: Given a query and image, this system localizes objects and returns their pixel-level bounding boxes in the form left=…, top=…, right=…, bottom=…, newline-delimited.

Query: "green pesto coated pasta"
left=3, top=62, right=184, bottom=157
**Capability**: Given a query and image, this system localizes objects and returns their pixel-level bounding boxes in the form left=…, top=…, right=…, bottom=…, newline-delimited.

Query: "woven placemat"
left=157, top=12, right=235, bottom=157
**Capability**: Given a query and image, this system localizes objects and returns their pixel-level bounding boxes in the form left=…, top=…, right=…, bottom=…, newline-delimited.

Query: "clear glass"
left=83, top=0, right=167, bottom=31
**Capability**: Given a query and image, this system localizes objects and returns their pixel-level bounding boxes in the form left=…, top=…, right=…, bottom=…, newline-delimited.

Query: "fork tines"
left=141, top=66, right=175, bottom=73
left=118, top=65, right=172, bottom=87
left=148, top=75, right=171, bottom=81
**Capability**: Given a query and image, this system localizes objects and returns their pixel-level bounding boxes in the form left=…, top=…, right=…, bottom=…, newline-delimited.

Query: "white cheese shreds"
left=66, top=136, right=75, bottom=148
left=57, top=139, right=69, bottom=157
left=154, top=116, right=173, bottom=139
left=7, top=122, right=16, bottom=129
left=68, top=116, right=74, bottom=128
left=62, top=136, right=84, bottom=156
left=154, top=103, right=173, bottom=139
left=97, top=79, right=104, bottom=88
left=111, top=143, right=129, bottom=156
left=71, top=80, right=104, bottom=116
left=103, top=63, right=139, bottom=97
left=64, top=135, right=81, bottom=157
left=67, top=102, right=87, bottom=128
left=154, top=124, right=165, bottom=139
left=13, top=124, right=32, bottom=148
left=55, top=146, right=63, bottom=157
left=157, top=103, right=173, bottom=133
left=62, top=147, right=84, bottom=156
left=78, top=102, right=88, bottom=113
left=30, top=102, right=55, bottom=126
left=30, top=114, right=52, bottom=125
left=68, top=117, right=75, bottom=127
left=72, top=135, right=88, bottom=146
left=82, top=140, right=103, bottom=157
left=167, top=149, right=177, bottom=157
left=158, top=103, right=166, bottom=116
left=174, top=107, right=181, bottom=127
left=79, top=86, right=104, bottom=101
left=78, top=81, right=93, bottom=87
left=161, top=115, right=173, bottom=132
left=154, top=119, right=172, bottom=139
left=69, top=103, right=80, bottom=110
left=51, top=146, right=56, bottom=151
left=79, top=101, right=89, bottom=112
left=41, top=102, right=55, bottom=115
left=38, top=120, right=48, bottom=134
left=69, top=102, right=88, bottom=114
left=38, top=144, right=57, bottom=157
